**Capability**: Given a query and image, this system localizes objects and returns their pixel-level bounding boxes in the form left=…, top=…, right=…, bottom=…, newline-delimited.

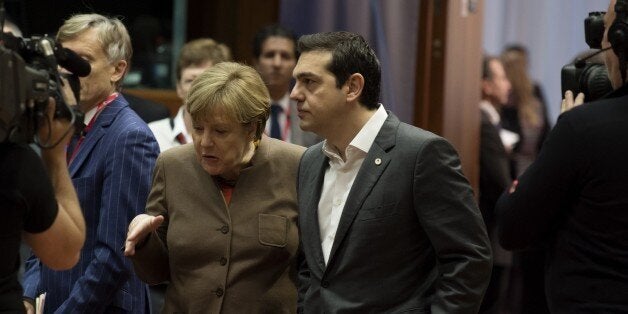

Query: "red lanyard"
left=68, top=93, right=118, bottom=164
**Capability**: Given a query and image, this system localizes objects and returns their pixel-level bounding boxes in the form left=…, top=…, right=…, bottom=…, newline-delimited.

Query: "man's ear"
left=111, top=60, right=128, bottom=84
left=345, top=73, right=365, bottom=103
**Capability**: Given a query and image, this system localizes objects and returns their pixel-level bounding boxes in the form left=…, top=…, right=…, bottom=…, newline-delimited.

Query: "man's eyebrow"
left=295, top=72, right=321, bottom=80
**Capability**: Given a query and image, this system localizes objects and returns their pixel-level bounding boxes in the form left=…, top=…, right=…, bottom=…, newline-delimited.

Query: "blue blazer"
left=23, top=95, right=159, bottom=313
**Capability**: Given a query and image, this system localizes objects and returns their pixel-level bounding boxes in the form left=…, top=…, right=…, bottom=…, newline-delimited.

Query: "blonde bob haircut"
left=187, top=62, right=270, bottom=142
left=57, top=13, right=132, bottom=88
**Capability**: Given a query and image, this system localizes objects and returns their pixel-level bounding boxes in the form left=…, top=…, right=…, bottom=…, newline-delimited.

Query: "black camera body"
left=0, top=32, right=86, bottom=144
left=560, top=11, right=613, bottom=102
left=561, top=60, right=612, bottom=102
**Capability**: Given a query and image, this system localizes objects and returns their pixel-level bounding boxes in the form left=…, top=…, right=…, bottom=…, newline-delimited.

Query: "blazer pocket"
left=259, top=214, right=288, bottom=247
left=357, top=202, right=397, bottom=221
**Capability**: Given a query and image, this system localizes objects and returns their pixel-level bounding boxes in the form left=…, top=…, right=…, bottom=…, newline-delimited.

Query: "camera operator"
left=496, top=0, right=628, bottom=311
left=0, top=97, right=85, bottom=312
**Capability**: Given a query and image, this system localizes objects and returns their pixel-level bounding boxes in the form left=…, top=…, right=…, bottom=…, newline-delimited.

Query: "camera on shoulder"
left=0, top=31, right=89, bottom=145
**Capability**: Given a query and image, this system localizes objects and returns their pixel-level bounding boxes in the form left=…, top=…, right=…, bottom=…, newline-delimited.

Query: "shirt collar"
left=273, top=92, right=291, bottom=111
left=83, top=93, right=119, bottom=125
left=171, top=106, right=189, bottom=139
left=480, top=100, right=501, bottom=126
left=322, top=104, right=388, bottom=160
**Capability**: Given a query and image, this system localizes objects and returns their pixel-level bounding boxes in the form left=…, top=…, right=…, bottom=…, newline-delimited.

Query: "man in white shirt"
left=149, top=38, right=232, bottom=152
left=253, top=25, right=320, bottom=147
left=292, top=31, right=491, bottom=313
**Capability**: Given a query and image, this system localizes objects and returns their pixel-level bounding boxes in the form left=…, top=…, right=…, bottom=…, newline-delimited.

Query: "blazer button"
left=321, top=280, right=330, bottom=288
left=215, top=287, right=224, bottom=297
left=220, top=225, right=229, bottom=234
left=220, top=257, right=228, bottom=266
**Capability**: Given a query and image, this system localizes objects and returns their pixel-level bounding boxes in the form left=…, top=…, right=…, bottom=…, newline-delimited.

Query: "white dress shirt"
left=480, top=100, right=519, bottom=151
left=148, top=106, right=192, bottom=152
left=318, top=104, right=388, bottom=264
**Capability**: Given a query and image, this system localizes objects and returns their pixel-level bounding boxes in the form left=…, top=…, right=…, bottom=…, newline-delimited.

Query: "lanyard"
left=67, top=93, right=119, bottom=164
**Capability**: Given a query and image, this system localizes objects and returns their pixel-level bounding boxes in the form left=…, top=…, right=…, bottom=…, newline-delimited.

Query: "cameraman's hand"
left=124, top=214, right=164, bottom=256
left=59, top=74, right=78, bottom=107
left=38, top=97, right=74, bottom=154
left=561, top=90, right=585, bottom=113
left=23, top=300, right=34, bottom=314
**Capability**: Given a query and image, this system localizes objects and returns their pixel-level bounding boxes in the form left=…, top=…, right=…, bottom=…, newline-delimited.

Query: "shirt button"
left=215, top=287, right=224, bottom=297
left=321, top=280, right=330, bottom=288
left=220, top=257, right=228, bottom=266
left=220, top=225, right=229, bottom=234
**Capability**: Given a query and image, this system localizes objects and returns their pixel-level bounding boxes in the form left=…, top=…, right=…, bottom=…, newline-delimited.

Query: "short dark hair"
left=297, top=31, right=381, bottom=110
left=252, top=24, right=298, bottom=59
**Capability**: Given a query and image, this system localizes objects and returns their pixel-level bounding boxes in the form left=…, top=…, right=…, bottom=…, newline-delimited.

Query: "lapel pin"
left=375, top=158, right=382, bottom=165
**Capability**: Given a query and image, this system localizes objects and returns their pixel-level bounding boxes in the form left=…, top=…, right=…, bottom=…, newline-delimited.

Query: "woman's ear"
left=345, top=73, right=365, bottom=103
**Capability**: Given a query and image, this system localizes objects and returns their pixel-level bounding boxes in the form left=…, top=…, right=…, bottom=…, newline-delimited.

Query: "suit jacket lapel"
left=301, top=146, right=329, bottom=272
left=326, top=113, right=399, bottom=267
left=69, top=97, right=127, bottom=176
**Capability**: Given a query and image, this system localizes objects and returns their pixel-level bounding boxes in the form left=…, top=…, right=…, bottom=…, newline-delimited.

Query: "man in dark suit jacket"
left=497, top=0, right=628, bottom=311
left=291, top=31, right=492, bottom=313
left=22, top=14, right=158, bottom=313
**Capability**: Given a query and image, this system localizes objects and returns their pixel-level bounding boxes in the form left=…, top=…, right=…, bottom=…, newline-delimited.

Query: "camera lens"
left=581, top=63, right=613, bottom=101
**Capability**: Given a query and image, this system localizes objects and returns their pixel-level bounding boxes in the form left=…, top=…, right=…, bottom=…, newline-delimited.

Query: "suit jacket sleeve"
left=55, top=128, right=158, bottom=312
left=414, top=137, right=492, bottom=313
left=22, top=254, right=41, bottom=301
left=130, top=155, right=171, bottom=284
left=497, top=112, right=580, bottom=250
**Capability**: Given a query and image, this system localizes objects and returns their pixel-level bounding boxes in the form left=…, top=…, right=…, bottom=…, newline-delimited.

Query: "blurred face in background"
left=603, top=0, right=624, bottom=89
left=483, top=59, right=512, bottom=106
left=255, top=36, right=297, bottom=94
left=177, top=62, right=213, bottom=100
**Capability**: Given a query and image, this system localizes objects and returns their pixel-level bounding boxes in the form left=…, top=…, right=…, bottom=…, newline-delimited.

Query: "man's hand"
left=561, top=90, right=585, bottom=113
left=124, top=214, right=164, bottom=256
left=23, top=300, right=34, bottom=314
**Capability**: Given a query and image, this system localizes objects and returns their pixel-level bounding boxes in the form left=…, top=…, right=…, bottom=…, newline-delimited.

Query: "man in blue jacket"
left=22, top=13, right=158, bottom=313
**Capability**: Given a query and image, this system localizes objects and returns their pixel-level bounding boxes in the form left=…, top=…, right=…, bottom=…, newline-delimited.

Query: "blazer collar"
left=301, top=142, right=329, bottom=272
left=69, top=96, right=128, bottom=176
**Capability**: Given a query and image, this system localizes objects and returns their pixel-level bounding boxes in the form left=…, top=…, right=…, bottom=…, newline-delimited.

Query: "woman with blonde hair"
left=500, top=45, right=550, bottom=177
left=124, top=62, right=304, bottom=313
left=500, top=45, right=551, bottom=314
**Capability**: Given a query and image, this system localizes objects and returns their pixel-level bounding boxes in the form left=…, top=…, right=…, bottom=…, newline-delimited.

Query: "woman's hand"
left=124, top=214, right=164, bottom=256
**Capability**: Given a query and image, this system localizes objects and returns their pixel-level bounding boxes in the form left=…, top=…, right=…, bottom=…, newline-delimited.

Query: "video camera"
left=561, top=12, right=613, bottom=102
left=1, top=24, right=90, bottom=145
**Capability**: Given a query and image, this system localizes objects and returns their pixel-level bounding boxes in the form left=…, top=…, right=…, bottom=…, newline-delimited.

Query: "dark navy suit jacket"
left=23, top=95, right=159, bottom=313
left=297, top=112, right=492, bottom=313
